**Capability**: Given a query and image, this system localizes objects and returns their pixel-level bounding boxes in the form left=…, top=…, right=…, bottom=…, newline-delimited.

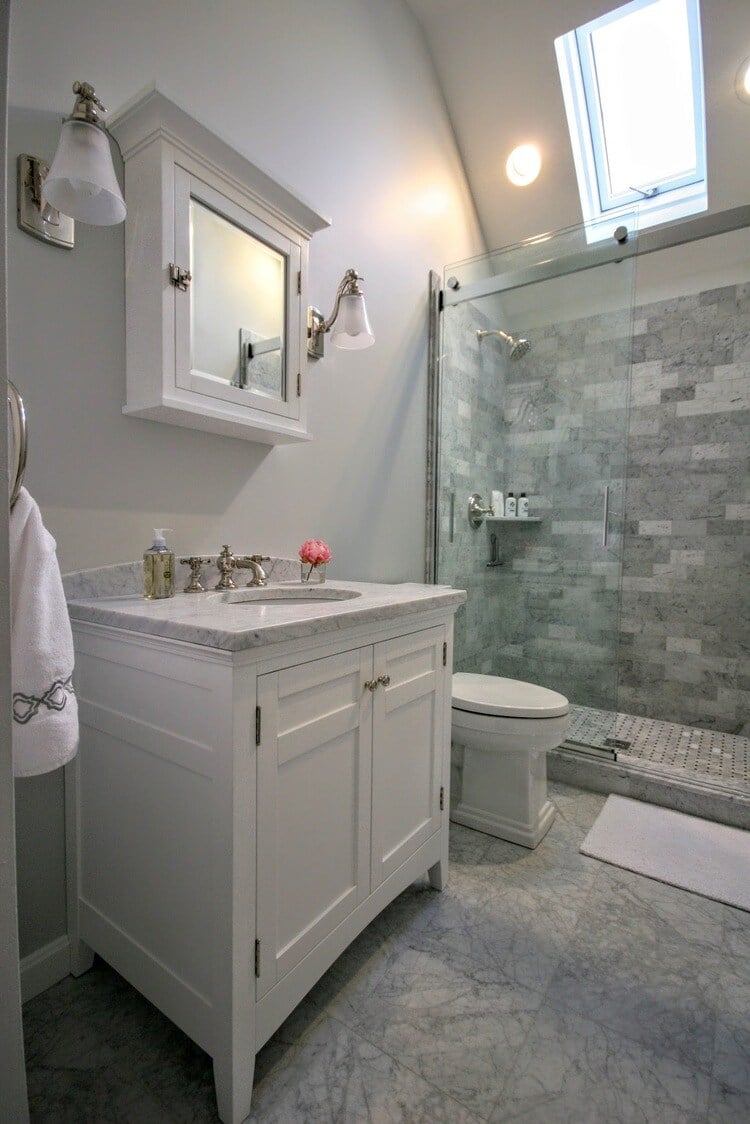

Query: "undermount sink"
left=224, top=584, right=361, bottom=605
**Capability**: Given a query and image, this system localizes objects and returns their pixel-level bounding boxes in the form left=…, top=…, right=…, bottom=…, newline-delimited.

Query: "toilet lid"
left=452, top=673, right=569, bottom=719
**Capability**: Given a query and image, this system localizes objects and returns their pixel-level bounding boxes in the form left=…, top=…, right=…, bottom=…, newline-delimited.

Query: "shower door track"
left=443, top=204, right=750, bottom=307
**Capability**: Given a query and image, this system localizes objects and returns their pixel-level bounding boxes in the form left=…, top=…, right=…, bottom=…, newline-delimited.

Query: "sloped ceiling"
left=406, top=0, right=750, bottom=252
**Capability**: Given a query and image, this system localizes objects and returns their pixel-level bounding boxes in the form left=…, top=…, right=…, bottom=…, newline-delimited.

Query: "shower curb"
left=548, top=747, right=750, bottom=831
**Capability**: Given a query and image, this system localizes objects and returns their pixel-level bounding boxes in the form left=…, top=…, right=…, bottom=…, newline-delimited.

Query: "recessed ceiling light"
left=505, top=144, right=542, bottom=187
left=736, top=56, right=750, bottom=103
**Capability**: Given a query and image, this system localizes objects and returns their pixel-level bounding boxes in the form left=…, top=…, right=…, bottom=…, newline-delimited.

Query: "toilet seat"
left=452, top=672, right=569, bottom=719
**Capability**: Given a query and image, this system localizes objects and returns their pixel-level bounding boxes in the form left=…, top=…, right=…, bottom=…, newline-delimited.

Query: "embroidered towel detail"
left=10, top=487, right=79, bottom=777
left=13, top=674, right=75, bottom=724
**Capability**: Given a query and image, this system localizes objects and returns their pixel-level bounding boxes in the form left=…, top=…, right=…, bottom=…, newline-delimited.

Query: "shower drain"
left=566, top=705, right=750, bottom=788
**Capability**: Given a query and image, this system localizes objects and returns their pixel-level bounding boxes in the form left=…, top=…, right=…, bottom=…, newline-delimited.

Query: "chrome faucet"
left=236, top=554, right=269, bottom=587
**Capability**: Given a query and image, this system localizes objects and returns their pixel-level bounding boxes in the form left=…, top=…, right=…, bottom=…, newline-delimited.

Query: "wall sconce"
left=307, top=268, right=375, bottom=358
left=17, top=81, right=126, bottom=250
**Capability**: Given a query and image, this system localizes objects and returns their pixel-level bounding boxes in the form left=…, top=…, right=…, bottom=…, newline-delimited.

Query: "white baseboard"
left=21, top=935, right=71, bottom=1003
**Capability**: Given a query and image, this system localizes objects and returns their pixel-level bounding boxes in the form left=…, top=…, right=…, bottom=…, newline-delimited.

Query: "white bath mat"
left=580, top=795, right=750, bottom=911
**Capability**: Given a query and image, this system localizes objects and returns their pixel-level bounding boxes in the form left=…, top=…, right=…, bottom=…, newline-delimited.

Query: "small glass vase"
left=300, top=561, right=326, bottom=584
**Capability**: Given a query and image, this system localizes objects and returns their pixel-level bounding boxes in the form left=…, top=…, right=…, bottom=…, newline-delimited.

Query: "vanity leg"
left=69, top=940, right=96, bottom=977
left=213, top=1052, right=254, bottom=1124
left=428, top=857, right=447, bottom=890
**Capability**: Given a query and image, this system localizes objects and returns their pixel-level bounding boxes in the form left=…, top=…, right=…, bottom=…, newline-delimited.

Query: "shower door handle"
left=602, top=485, right=610, bottom=547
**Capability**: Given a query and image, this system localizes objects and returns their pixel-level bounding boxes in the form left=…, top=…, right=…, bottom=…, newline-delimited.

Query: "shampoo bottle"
left=518, top=493, right=530, bottom=518
left=144, top=528, right=175, bottom=600
left=505, top=492, right=517, bottom=517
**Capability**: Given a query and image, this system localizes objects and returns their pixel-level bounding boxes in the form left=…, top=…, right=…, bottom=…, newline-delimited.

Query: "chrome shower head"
left=476, top=328, right=531, bottom=361
left=509, top=336, right=531, bottom=360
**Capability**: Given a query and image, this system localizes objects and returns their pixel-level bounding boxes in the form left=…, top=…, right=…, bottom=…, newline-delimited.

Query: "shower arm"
left=477, top=329, right=512, bottom=343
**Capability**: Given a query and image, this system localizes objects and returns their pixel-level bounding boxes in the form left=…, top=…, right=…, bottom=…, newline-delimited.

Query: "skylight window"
left=555, top=0, right=707, bottom=240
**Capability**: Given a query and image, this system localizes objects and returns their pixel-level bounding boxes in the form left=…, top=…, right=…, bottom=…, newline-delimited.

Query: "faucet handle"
left=179, top=556, right=211, bottom=593
left=215, top=544, right=238, bottom=591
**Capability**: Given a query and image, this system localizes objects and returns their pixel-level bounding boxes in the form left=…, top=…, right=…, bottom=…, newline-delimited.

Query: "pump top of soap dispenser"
left=150, top=528, right=173, bottom=552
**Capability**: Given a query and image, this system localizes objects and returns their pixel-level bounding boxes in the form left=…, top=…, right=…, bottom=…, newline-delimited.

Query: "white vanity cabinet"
left=255, top=627, right=445, bottom=1002
left=110, top=89, right=329, bottom=444
left=67, top=609, right=453, bottom=1124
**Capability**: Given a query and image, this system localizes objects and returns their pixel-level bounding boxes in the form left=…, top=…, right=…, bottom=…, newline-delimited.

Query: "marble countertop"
left=65, top=561, right=466, bottom=653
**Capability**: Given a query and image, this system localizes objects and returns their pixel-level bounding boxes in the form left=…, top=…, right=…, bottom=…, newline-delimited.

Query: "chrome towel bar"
left=8, top=380, right=27, bottom=509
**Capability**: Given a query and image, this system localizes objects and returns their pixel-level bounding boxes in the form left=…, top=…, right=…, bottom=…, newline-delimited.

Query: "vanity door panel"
left=255, top=648, right=373, bottom=998
left=370, top=627, right=445, bottom=889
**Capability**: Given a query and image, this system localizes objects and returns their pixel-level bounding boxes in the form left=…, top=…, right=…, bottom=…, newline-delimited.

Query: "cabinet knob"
left=364, top=680, right=378, bottom=692
left=377, top=674, right=391, bottom=687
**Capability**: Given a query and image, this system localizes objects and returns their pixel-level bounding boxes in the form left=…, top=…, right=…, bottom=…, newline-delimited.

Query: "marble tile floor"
left=23, top=782, right=750, bottom=1123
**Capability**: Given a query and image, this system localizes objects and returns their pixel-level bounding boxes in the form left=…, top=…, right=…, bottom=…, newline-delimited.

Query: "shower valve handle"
left=468, top=493, right=494, bottom=528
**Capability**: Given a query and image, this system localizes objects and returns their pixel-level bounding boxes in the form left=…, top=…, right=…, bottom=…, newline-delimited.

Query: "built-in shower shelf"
left=485, top=516, right=542, bottom=523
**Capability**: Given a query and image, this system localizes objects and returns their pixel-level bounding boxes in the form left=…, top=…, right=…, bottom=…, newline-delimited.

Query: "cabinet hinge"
left=254, top=938, right=261, bottom=977
left=255, top=706, right=261, bottom=746
left=442, top=641, right=447, bottom=667
left=296, top=371, right=302, bottom=397
left=297, top=270, right=302, bottom=295
left=439, top=785, right=445, bottom=812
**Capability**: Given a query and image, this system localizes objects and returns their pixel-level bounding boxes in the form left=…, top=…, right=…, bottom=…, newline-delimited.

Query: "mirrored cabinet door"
left=174, top=169, right=302, bottom=420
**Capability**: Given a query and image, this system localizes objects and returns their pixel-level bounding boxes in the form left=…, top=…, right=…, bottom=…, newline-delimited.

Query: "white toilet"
left=451, top=673, right=570, bottom=848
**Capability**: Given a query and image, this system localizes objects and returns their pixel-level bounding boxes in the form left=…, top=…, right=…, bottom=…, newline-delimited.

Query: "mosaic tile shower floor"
left=567, top=705, right=750, bottom=790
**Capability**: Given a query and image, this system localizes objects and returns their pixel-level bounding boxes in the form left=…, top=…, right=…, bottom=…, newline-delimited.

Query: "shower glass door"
left=435, top=219, right=636, bottom=751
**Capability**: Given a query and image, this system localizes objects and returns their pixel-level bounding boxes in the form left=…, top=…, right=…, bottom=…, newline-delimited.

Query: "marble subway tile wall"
left=438, top=281, right=749, bottom=734
left=439, top=300, right=629, bottom=712
left=619, top=283, right=750, bottom=733
left=438, top=301, right=508, bottom=676
left=494, top=310, right=630, bottom=711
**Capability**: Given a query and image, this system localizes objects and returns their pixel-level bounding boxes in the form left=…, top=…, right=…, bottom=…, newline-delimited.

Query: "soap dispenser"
left=144, top=528, right=175, bottom=600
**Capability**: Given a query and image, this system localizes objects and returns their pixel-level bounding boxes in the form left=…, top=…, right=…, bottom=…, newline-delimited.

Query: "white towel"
left=10, top=487, right=78, bottom=777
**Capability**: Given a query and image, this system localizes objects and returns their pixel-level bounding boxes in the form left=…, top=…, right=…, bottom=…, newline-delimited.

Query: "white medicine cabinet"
left=111, top=88, right=329, bottom=443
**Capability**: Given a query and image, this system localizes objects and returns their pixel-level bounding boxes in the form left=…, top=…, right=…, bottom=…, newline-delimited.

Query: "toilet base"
left=450, top=736, right=558, bottom=849
left=452, top=797, right=556, bottom=848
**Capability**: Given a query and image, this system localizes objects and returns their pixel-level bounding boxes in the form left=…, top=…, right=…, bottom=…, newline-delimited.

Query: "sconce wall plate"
left=307, top=306, right=326, bottom=359
left=17, top=154, right=75, bottom=249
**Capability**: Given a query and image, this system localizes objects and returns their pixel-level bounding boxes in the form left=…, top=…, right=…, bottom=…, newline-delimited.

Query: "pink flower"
left=299, top=538, right=332, bottom=567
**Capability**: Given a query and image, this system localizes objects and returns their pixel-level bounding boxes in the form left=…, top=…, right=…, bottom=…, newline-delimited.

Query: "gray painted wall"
left=8, top=0, right=485, bottom=959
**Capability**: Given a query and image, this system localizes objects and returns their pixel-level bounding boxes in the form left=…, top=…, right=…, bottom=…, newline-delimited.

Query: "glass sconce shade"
left=44, top=119, right=126, bottom=225
left=307, top=268, right=374, bottom=358
left=330, top=293, right=375, bottom=349
left=736, top=57, right=750, bottom=104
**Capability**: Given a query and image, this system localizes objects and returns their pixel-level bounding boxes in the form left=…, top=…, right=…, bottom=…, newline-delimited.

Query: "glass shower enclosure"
left=430, top=219, right=637, bottom=752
